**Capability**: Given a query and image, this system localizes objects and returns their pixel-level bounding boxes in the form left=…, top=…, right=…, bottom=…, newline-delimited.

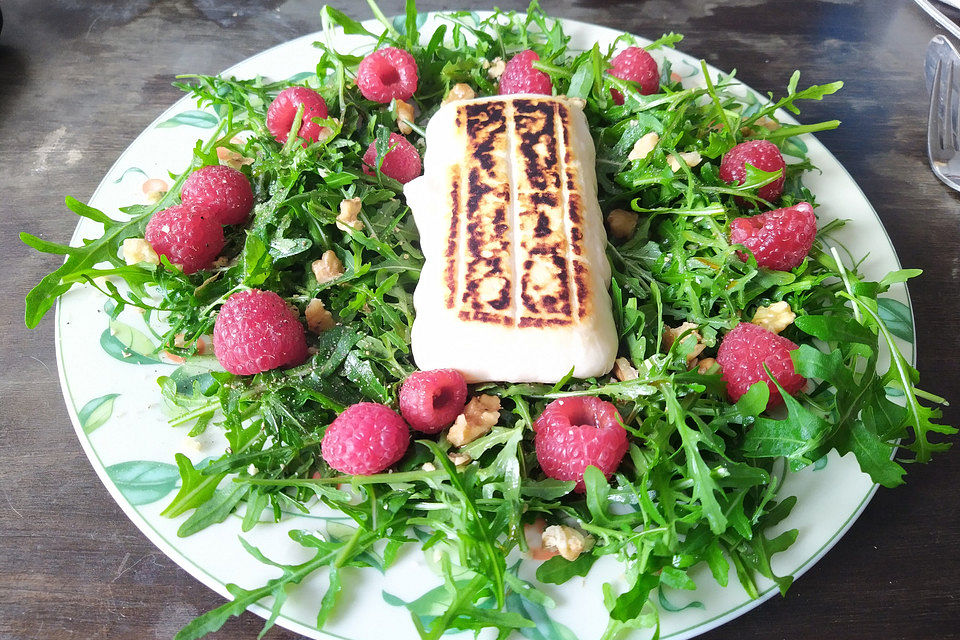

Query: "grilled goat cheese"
left=404, top=94, right=617, bottom=383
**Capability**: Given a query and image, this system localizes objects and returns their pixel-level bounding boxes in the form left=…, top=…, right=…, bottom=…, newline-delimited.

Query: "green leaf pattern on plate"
left=106, top=460, right=181, bottom=505
left=157, top=110, right=220, bottom=129
left=78, top=393, right=120, bottom=434
left=112, top=166, right=149, bottom=184
left=504, top=591, right=578, bottom=640
left=100, top=318, right=161, bottom=364
left=877, top=298, right=914, bottom=343
left=657, top=585, right=705, bottom=613
left=382, top=583, right=472, bottom=634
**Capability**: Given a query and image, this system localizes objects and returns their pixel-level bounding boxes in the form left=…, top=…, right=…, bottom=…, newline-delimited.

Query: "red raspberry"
left=499, top=50, right=553, bottom=95
left=212, top=289, right=308, bottom=375
left=719, top=140, right=786, bottom=204
left=730, top=202, right=816, bottom=271
left=321, top=403, right=410, bottom=475
left=144, top=204, right=224, bottom=274
left=362, top=133, right=422, bottom=184
left=534, top=397, right=628, bottom=492
left=266, top=86, right=329, bottom=145
left=399, top=369, right=468, bottom=433
left=180, top=165, right=254, bottom=226
left=716, top=322, right=806, bottom=408
left=608, top=46, right=660, bottom=104
left=356, top=47, right=419, bottom=103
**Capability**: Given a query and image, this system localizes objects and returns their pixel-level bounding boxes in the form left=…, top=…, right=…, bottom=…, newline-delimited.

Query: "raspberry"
left=399, top=369, right=468, bottom=433
left=719, top=140, right=786, bottom=204
left=321, top=403, right=410, bottom=475
left=180, top=165, right=254, bottom=226
left=266, top=86, right=329, bottom=145
left=730, top=202, right=816, bottom=271
left=534, top=397, right=628, bottom=492
left=362, top=133, right=422, bottom=184
left=356, top=47, right=419, bottom=103
left=212, top=289, right=308, bottom=375
left=499, top=50, right=553, bottom=95
left=716, top=322, right=806, bottom=408
left=144, top=204, right=224, bottom=274
left=608, top=46, right=660, bottom=104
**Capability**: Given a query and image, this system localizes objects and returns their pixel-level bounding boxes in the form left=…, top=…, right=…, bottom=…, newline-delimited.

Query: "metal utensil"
left=926, top=34, right=960, bottom=93
left=916, top=0, right=960, bottom=41
left=927, top=56, right=960, bottom=191
left=936, top=0, right=960, bottom=11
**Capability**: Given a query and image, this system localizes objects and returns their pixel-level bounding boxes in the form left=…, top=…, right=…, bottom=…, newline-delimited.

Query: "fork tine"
left=952, top=60, right=960, bottom=151
left=948, top=60, right=957, bottom=150
left=928, top=58, right=944, bottom=158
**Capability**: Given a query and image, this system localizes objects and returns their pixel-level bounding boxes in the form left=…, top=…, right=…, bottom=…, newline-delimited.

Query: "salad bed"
left=22, top=2, right=956, bottom=639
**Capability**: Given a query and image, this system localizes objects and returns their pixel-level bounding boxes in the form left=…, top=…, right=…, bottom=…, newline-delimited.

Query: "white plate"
left=55, top=11, right=914, bottom=640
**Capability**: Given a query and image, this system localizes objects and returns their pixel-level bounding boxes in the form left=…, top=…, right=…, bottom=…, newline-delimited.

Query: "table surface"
left=2, top=0, right=959, bottom=638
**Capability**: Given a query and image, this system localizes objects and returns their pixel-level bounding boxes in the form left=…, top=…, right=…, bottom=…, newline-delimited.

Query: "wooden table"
left=2, top=0, right=958, bottom=638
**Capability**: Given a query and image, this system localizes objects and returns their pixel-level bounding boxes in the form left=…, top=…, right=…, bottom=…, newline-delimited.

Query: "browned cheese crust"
left=444, top=97, right=592, bottom=330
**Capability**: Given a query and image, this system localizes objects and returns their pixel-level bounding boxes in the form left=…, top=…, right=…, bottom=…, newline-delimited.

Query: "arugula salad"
left=22, top=2, right=956, bottom=639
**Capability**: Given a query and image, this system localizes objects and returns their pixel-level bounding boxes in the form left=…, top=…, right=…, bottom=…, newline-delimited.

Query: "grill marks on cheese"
left=445, top=97, right=589, bottom=329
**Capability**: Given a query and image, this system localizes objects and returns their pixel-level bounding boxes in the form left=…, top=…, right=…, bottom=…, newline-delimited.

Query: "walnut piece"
left=607, top=209, right=639, bottom=240
left=666, top=150, right=703, bottom=172
left=448, top=452, right=472, bottom=467
left=663, top=322, right=706, bottom=363
left=628, top=131, right=659, bottom=161
left=312, top=250, right=345, bottom=285
left=122, top=238, right=160, bottom=266
left=485, top=57, right=506, bottom=79
left=396, top=99, right=415, bottom=135
left=447, top=394, right=500, bottom=447
left=756, top=115, right=781, bottom=131
left=443, top=83, right=476, bottom=104
left=612, top=357, right=639, bottom=382
left=336, top=197, right=363, bottom=232
left=305, top=299, right=335, bottom=334
left=542, top=525, right=593, bottom=562
left=697, top=357, right=719, bottom=374
left=752, top=301, right=796, bottom=334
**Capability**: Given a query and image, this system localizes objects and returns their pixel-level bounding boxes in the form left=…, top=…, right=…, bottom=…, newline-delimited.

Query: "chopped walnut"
left=486, top=57, right=506, bottom=79
left=612, top=357, right=639, bottom=382
left=448, top=452, right=472, bottom=466
left=607, top=209, right=639, bottom=240
left=122, top=238, right=160, bottom=266
left=756, top=115, right=781, bottom=131
left=443, top=82, right=476, bottom=104
left=336, top=197, right=363, bottom=232
left=396, top=99, right=415, bottom=135
left=542, top=525, right=593, bottom=562
left=628, top=131, right=659, bottom=161
left=180, top=436, right=203, bottom=454
left=312, top=250, right=345, bottom=285
left=663, top=322, right=706, bottom=363
left=697, top=357, right=719, bottom=374
left=666, top=150, right=703, bottom=172
left=751, top=301, right=795, bottom=334
left=305, top=299, right=335, bottom=334
left=447, top=394, right=500, bottom=447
